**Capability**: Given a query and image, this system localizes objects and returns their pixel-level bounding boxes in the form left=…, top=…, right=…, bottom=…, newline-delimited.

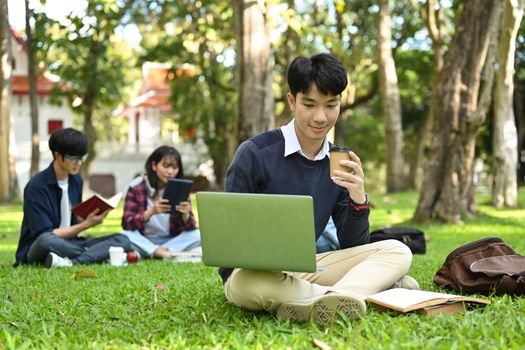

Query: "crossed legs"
left=224, top=239, right=413, bottom=321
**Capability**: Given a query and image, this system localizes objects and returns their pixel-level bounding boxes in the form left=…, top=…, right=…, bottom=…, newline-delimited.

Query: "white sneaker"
left=391, top=275, right=420, bottom=290
left=44, top=252, right=73, bottom=268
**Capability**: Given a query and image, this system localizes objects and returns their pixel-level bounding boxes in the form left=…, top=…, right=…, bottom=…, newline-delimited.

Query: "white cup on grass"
left=109, top=246, right=126, bottom=266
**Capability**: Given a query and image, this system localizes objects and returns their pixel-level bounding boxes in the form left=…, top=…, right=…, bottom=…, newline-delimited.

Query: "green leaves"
left=31, top=0, right=136, bottom=134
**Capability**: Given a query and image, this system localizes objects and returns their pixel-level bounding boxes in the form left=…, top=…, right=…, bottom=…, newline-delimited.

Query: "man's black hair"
left=287, top=53, right=348, bottom=98
left=48, top=127, right=88, bottom=159
left=145, top=145, right=184, bottom=190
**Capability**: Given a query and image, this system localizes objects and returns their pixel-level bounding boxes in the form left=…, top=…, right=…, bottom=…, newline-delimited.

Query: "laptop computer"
left=196, top=192, right=317, bottom=272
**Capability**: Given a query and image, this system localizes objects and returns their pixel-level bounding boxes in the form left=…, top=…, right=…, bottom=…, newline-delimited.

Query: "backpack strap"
left=470, top=255, right=525, bottom=277
left=496, top=275, right=525, bottom=295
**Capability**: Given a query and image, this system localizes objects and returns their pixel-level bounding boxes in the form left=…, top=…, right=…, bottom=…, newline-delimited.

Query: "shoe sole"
left=311, top=295, right=365, bottom=323
left=276, top=294, right=366, bottom=323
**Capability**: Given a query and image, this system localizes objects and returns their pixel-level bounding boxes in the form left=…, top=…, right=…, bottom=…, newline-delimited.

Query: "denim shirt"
left=14, top=163, right=83, bottom=266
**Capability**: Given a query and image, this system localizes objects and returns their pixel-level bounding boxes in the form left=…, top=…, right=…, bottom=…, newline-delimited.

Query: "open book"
left=367, top=288, right=490, bottom=316
left=167, top=251, right=202, bottom=263
left=72, top=192, right=123, bottom=219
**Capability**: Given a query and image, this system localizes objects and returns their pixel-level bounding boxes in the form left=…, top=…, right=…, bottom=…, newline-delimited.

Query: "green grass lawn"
left=1, top=190, right=525, bottom=349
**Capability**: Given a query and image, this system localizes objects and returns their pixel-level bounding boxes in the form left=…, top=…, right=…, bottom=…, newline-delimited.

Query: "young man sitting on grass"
left=14, top=128, right=130, bottom=268
left=221, top=53, right=419, bottom=323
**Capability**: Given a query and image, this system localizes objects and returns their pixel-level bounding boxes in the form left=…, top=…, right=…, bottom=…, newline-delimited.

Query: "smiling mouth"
left=310, top=125, right=326, bottom=132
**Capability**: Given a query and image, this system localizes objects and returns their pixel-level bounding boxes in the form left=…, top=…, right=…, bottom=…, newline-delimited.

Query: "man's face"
left=287, top=84, right=340, bottom=145
left=55, top=153, right=84, bottom=175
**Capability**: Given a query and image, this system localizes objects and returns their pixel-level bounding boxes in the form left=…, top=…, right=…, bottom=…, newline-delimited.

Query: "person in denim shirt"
left=14, top=128, right=130, bottom=268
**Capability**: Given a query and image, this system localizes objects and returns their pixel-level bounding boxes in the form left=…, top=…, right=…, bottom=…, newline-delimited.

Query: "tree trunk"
left=233, top=0, right=274, bottom=146
left=25, top=0, right=40, bottom=178
left=274, top=0, right=294, bottom=129
left=409, top=0, right=445, bottom=189
left=79, top=40, right=100, bottom=195
left=0, top=0, right=16, bottom=201
left=333, top=0, right=348, bottom=145
left=491, top=0, right=524, bottom=208
left=465, top=1, right=504, bottom=214
left=81, top=107, right=97, bottom=195
left=414, top=0, right=502, bottom=223
left=516, top=84, right=525, bottom=185
left=378, top=0, right=405, bottom=192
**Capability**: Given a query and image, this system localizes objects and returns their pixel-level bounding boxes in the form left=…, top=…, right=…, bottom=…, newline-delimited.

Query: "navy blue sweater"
left=220, top=129, right=370, bottom=282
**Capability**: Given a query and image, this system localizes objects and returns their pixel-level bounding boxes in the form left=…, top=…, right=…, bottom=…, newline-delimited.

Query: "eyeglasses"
left=64, top=155, right=87, bottom=163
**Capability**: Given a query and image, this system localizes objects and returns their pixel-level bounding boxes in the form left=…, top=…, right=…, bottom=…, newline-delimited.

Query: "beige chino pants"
left=224, top=239, right=412, bottom=313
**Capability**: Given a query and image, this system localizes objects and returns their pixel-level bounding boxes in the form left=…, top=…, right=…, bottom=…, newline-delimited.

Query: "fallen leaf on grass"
left=312, top=338, right=331, bottom=350
left=154, top=282, right=165, bottom=305
left=74, top=268, right=97, bottom=279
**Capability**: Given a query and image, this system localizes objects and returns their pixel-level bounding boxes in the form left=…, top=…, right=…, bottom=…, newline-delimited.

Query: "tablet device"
left=163, top=179, right=193, bottom=210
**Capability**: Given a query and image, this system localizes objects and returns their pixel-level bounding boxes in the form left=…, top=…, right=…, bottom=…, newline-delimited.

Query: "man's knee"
left=226, top=269, right=287, bottom=311
left=382, top=239, right=413, bottom=269
left=230, top=270, right=277, bottom=293
left=27, top=232, right=67, bottom=263
left=32, top=232, right=68, bottom=254
left=107, top=234, right=131, bottom=250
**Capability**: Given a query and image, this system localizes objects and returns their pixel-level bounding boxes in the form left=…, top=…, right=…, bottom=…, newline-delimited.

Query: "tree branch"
left=341, top=72, right=378, bottom=112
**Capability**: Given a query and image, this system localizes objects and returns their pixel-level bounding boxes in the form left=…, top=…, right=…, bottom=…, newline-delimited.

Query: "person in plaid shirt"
left=121, top=146, right=201, bottom=259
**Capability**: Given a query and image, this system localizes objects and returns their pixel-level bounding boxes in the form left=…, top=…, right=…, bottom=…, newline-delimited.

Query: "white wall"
left=126, top=107, right=163, bottom=145
left=11, top=95, right=74, bottom=147
left=12, top=35, right=27, bottom=75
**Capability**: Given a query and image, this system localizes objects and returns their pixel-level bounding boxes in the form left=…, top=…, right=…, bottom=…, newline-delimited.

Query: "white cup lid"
left=109, top=246, right=124, bottom=252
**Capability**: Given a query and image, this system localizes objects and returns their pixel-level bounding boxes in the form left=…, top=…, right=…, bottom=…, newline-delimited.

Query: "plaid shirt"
left=122, top=177, right=196, bottom=237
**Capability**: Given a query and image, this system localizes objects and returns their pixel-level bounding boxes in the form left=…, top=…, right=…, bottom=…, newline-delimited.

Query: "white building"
left=109, top=62, right=212, bottom=193
left=10, top=28, right=75, bottom=193
left=11, top=33, right=211, bottom=196
left=117, top=62, right=179, bottom=145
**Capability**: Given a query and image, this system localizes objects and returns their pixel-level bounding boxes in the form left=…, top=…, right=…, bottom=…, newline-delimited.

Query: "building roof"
left=12, top=74, right=58, bottom=96
left=10, top=27, right=64, bottom=96
left=115, top=62, right=196, bottom=116
left=128, top=89, right=171, bottom=112
left=142, top=62, right=173, bottom=93
left=10, top=28, right=27, bottom=52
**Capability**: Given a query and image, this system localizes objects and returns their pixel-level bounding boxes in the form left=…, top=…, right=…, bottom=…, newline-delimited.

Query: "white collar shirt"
left=280, top=119, right=330, bottom=161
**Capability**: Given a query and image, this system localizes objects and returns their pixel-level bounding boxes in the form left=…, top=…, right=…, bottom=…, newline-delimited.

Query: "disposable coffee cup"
left=329, top=146, right=352, bottom=180
left=109, top=246, right=126, bottom=266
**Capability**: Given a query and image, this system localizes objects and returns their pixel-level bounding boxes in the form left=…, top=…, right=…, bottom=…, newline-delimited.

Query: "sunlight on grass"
left=0, top=244, right=17, bottom=252
left=478, top=207, right=525, bottom=219
left=0, top=212, right=23, bottom=220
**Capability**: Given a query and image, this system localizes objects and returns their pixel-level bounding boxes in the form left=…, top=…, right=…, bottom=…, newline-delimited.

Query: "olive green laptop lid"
left=196, top=192, right=317, bottom=272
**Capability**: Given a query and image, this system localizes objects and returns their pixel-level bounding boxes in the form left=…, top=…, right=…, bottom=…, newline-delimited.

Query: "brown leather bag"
left=433, top=237, right=525, bottom=295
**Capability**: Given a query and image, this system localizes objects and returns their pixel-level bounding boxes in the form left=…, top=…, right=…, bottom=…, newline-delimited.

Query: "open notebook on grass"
left=367, top=288, right=490, bottom=316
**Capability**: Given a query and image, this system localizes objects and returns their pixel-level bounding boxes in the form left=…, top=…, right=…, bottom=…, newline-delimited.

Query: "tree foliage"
left=32, top=0, right=136, bottom=183
left=133, top=0, right=237, bottom=185
left=17, top=0, right=523, bottom=205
